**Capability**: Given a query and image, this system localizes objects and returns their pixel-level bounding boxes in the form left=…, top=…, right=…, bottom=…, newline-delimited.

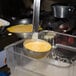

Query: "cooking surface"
left=41, top=12, right=76, bottom=35
left=0, top=31, right=21, bottom=51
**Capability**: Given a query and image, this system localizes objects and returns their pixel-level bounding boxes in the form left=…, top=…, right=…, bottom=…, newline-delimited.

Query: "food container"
left=6, top=24, right=33, bottom=38
left=39, top=30, right=76, bottom=66
left=51, top=3, right=75, bottom=18
left=5, top=31, right=76, bottom=76
left=6, top=18, right=32, bottom=38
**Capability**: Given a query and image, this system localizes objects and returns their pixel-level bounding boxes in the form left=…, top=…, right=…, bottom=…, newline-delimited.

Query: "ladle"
left=32, top=0, right=41, bottom=39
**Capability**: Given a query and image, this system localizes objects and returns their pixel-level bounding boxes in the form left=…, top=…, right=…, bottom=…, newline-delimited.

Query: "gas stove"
left=42, top=13, right=76, bottom=35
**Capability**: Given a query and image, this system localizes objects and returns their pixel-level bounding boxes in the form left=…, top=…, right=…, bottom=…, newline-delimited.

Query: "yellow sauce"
left=23, top=40, right=51, bottom=52
left=7, top=24, right=33, bottom=33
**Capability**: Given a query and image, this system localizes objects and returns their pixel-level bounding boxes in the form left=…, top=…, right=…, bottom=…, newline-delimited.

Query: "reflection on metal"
left=32, top=0, right=41, bottom=32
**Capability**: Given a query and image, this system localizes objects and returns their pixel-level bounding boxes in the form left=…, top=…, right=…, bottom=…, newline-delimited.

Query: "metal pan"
left=6, top=18, right=33, bottom=38
left=10, top=18, right=32, bottom=25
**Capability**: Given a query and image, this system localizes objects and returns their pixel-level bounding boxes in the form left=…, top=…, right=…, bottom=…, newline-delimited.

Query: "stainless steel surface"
left=33, top=0, right=41, bottom=32
left=51, top=4, right=75, bottom=18
left=23, top=39, right=51, bottom=59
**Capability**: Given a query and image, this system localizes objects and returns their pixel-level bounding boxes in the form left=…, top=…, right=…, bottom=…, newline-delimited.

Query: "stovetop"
left=41, top=13, right=76, bottom=35
left=0, top=31, right=21, bottom=51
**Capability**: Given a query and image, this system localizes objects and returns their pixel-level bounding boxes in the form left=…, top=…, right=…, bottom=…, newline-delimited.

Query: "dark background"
left=0, top=0, right=76, bottom=18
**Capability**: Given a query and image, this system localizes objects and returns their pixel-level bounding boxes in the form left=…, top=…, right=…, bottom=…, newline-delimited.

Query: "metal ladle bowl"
left=23, top=39, right=52, bottom=59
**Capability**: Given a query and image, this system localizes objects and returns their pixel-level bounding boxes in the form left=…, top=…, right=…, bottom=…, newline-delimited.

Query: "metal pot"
left=51, top=3, right=75, bottom=18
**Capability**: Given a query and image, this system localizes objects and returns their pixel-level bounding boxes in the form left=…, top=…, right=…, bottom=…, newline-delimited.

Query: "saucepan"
left=51, top=3, right=75, bottom=18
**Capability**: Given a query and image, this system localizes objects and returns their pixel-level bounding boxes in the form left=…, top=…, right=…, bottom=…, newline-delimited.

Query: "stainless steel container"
left=51, top=3, right=75, bottom=18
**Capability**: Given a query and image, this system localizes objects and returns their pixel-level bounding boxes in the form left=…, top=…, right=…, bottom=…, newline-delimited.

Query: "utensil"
left=32, top=0, right=41, bottom=32
left=32, top=0, right=41, bottom=39
left=23, top=39, right=52, bottom=59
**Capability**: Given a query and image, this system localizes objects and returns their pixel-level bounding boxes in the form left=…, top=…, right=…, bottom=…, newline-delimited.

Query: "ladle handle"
left=32, top=0, right=41, bottom=32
